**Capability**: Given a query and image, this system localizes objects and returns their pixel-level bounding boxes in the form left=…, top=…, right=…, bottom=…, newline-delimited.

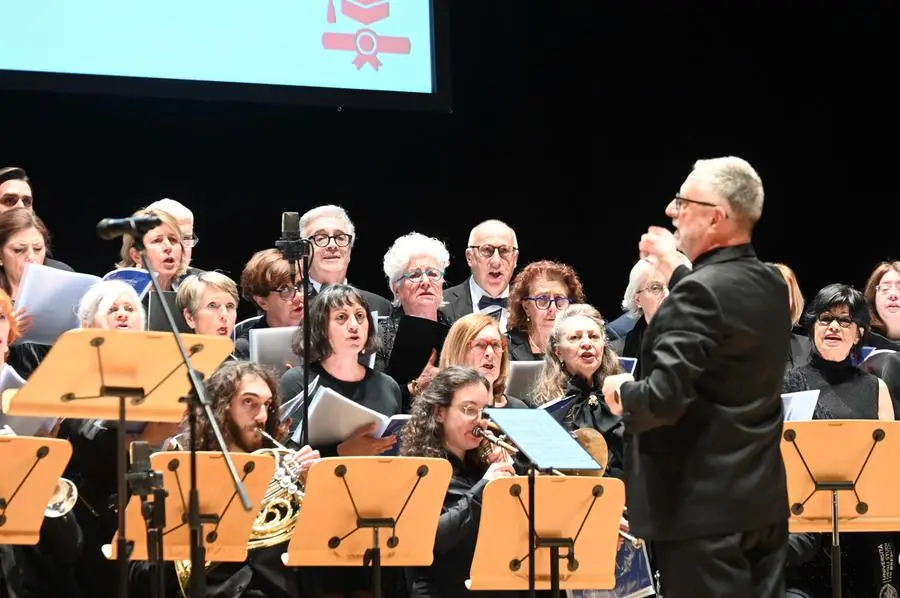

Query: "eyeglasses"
left=526, top=296, right=571, bottom=310
left=673, top=194, right=720, bottom=212
left=182, top=234, right=199, bottom=248
left=274, top=285, right=303, bottom=301
left=309, top=232, right=353, bottom=248
left=469, top=339, right=504, bottom=354
left=398, top=267, right=444, bottom=284
left=0, top=193, right=33, bottom=208
left=468, top=244, right=518, bottom=260
left=637, top=282, right=667, bottom=296
left=875, top=282, right=900, bottom=295
left=456, top=403, right=484, bottom=421
left=816, top=313, right=855, bottom=328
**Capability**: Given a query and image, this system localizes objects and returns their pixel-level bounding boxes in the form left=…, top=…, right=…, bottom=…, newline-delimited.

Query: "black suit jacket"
left=440, top=280, right=474, bottom=324
left=619, top=244, right=791, bottom=541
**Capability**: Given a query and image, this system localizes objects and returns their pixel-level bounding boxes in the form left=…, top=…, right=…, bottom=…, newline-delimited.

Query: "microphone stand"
left=277, top=232, right=312, bottom=447
left=134, top=237, right=253, bottom=598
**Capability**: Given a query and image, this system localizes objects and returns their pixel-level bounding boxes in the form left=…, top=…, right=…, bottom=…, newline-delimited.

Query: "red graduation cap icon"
left=327, top=0, right=390, bottom=25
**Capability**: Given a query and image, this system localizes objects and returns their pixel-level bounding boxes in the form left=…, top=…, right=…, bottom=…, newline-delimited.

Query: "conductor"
left=601, top=157, right=791, bottom=598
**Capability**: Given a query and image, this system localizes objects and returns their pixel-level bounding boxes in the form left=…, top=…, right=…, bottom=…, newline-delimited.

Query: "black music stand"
left=781, top=420, right=900, bottom=598
left=283, top=456, right=452, bottom=598
left=0, top=329, right=233, bottom=598
left=0, top=436, right=72, bottom=545
left=477, top=408, right=623, bottom=598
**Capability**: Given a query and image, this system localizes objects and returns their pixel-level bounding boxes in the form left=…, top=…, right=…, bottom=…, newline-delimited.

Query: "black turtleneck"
left=782, top=352, right=879, bottom=420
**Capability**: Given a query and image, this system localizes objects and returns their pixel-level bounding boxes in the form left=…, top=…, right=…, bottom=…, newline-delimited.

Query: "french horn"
left=174, top=429, right=306, bottom=597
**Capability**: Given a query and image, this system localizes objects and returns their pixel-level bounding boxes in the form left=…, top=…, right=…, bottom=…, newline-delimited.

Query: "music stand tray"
left=476, top=408, right=622, bottom=598
left=781, top=420, right=900, bottom=598
left=0, top=436, right=72, bottom=545
left=469, top=476, right=624, bottom=591
left=284, top=456, right=452, bottom=598
left=0, top=329, right=233, bottom=422
left=103, top=451, right=275, bottom=561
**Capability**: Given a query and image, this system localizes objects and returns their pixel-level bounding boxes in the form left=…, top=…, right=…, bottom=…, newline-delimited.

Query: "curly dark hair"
left=187, top=361, right=287, bottom=451
left=400, top=366, right=491, bottom=467
left=507, top=260, right=586, bottom=331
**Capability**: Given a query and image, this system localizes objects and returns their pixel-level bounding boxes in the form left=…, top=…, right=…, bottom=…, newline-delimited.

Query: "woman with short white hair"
left=78, top=280, right=146, bottom=330
left=176, top=271, right=239, bottom=342
left=375, top=232, right=452, bottom=411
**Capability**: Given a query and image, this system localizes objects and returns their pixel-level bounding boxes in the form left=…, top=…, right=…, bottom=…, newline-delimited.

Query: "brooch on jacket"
left=587, top=393, right=599, bottom=408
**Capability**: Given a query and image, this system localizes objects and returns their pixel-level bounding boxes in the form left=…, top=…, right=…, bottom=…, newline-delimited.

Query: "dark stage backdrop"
left=0, top=3, right=895, bottom=322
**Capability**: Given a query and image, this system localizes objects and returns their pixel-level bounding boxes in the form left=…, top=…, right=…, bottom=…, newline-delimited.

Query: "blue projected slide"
left=0, top=0, right=434, bottom=94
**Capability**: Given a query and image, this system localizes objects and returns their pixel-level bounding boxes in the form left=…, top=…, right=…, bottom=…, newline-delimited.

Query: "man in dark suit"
left=602, top=156, right=791, bottom=598
left=440, top=219, right=518, bottom=331
left=298, top=204, right=392, bottom=316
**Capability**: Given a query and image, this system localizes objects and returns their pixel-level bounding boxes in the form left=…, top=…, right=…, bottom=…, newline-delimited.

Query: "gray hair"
left=382, top=232, right=450, bottom=301
left=299, top=205, right=356, bottom=247
left=291, top=284, right=379, bottom=360
left=621, top=255, right=692, bottom=318
left=176, top=271, right=239, bottom=317
left=466, top=219, right=518, bottom=247
left=691, top=156, right=764, bottom=225
left=78, top=280, right=146, bottom=329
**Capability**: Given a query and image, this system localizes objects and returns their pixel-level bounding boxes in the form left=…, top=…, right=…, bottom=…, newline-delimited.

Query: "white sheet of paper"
left=15, top=263, right=102, bottom=345
left=782, top=389, right=820, bottom=421
left=0, top=364, right=57, bottom=435
left=307, top=386, right=402, bottom=446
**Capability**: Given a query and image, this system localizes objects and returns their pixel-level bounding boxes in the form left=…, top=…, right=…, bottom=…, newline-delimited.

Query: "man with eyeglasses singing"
left=0, top=166, right=74, bottom=272
left=298, top=205, right=392, bottom=317
left=600, top=157, right=792, bottom=598
left=441, top=219, right=519, bottom=333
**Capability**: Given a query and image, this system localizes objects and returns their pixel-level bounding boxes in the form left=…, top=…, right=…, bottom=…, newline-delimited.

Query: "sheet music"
left=782, top=389, right=820, bottom=421
left=618, top=357, right=638, bottom=376
left=566, top=537, right=656, bottom=598
left=305, top=386, right=406, bottom=447
left=0, top=363, right=57, bottom=436
left=15, top=263, right=102, bottom=345
left=506, top=361, right=542, bottom=400
left=280, top=374, right=320, bottom=424
left=485, top=408, right=602, bottom=471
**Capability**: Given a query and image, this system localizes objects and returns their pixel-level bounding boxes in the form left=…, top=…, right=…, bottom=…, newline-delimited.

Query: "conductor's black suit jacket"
left=619, top=244, right=791, bottom=542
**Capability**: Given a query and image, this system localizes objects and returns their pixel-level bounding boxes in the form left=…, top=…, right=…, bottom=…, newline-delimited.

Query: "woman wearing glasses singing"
left=781, top=284, right=896, bottom=596
left=863, top=261, right=900, bottom=343
left=401, top=366, right=516, bottom=598
left=505, top=260, right=585, bottom=361
left=375, top=232, right=453, bottom=411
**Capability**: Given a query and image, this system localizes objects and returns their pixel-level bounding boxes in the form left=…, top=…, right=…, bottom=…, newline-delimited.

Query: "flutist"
left=400, top=366, right=517, bottom=598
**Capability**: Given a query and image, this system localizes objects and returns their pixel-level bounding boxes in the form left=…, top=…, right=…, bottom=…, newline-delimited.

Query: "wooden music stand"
left=1, top=329, right=233, bottom=422
left=103, top=450, right=275, bottom=562
left=0, top=435, right=72, bottom=545
left=283, top=456, right=452, bottom=598
left=1, top=329, right=233, bottom=598
left=468, top=476, right=624, bottom=595
left=781, top=420, right=900, bottom=598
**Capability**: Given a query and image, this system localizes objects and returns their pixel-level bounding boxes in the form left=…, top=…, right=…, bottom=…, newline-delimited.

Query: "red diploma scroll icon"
left=323, top=0, right=411, bottom=71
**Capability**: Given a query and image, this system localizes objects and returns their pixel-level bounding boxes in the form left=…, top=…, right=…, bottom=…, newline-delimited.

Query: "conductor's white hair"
left=299, top=205, right=356, bottom=247
left=146, top=198, right=193, bottom=222
left=383, top=232, right=450, bottom=302
left=467, top=219, right=518, bottom=247
left=78, top=280, right=146, bottom=329
left=691, top=156, right=764, bottom=225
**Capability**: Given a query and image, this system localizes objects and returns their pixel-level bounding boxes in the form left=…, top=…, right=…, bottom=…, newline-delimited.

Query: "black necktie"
left=478, top=296, right=508, bottom=311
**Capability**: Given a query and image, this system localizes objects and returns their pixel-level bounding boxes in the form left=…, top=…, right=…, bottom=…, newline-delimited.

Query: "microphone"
left=275, top=212, right=306, bottom=285
left=96, top=215, right=162, bottom=240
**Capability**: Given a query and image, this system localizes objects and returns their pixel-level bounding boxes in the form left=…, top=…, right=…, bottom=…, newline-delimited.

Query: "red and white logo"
left=322, top=0, right=412, bottom=71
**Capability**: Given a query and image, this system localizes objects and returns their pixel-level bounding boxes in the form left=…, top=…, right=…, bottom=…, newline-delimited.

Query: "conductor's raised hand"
left=482, top=461, right=515, bottom=481
left=602, top=373, right=633, bottom=416
left=336, top=421, right=397, bottom=456
left=639, top=226, right=681, bottom=281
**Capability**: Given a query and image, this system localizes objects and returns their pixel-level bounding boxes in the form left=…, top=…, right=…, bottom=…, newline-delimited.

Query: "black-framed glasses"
left=673, top=194, right=720, bottom=211
left=525, top=296, right=571, bottom=310
left=469, top=244, right=518, bottom=260
left=182, top=234, right=199, bottom=248
left=816, top=313, right=855, bottom=328
left=637, top=282, right=667, bottom=296
left=274, top=284, right=303, bottom=301
left=0, top=193, right=32, bottom=208
left=398, top=267, right=444, bottom=284
left=309, top=232, right=353, bottom=247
